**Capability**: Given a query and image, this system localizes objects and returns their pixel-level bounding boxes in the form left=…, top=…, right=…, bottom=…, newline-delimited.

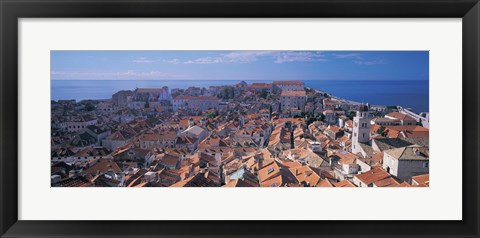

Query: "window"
left=423, top=162, right=429, bottom=168
left=267, top=167, right=274, bottom=174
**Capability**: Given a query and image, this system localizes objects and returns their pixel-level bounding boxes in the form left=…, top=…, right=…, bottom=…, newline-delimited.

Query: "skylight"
left=267, top=167, right=275, bottom=174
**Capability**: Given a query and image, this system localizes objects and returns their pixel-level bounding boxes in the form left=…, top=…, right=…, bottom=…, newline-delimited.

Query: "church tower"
left=352, top=105, right=371, bottom=155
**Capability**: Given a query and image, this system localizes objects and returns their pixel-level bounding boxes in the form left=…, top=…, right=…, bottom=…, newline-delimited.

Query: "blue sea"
left=51, top=80, right=429, bottom=113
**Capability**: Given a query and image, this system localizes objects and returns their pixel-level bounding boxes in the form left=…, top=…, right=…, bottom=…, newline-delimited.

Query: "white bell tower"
left=352, top=105, right=371, bottom=155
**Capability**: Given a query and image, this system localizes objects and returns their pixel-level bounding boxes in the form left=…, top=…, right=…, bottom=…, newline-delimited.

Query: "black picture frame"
left=1, top=0, right=479, bottom=237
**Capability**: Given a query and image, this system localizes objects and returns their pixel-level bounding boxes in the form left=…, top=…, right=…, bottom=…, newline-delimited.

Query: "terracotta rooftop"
left=336, top=150, right=359, bottom=165
left=384, top=146, right=429, bottom=161
left=171, top=173, right=217, bottom=187
left=412, top=174, right=430, bottom=186
left=135, top=88, right=166, bottom=93
left=288, top=166, right=321, bottom=187
left=139, top=131, right=176, bottom=141
left=373, top=177, right=400, bottom=187
left=333, top=180, right=356, bottom=187
left=173, top=95, right=219, bottom=100
left=280, top=90, right=307, bottom=97
left=317, top=179, right=334, bottom=187
left=273, top=80, right=305, bottom=85
left=83, top=159, right=122, bottom=175
left=354, top=167, right=391, bottom=185
left=386, top=112, right=416, bottom=121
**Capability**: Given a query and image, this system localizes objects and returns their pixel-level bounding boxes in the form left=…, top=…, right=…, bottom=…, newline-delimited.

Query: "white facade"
left=273, top=81, right=305, bottom=92
left=382, top=150, right=429, bottom=181
left=172, top=96, right=220, bottom=112
left=352, top=110, right=371, bottom=155
left=128, top=100, right=162, bottom=110
left=66, top=118, right=97, bottom=132
left=280, top=91, right=306, bottom=112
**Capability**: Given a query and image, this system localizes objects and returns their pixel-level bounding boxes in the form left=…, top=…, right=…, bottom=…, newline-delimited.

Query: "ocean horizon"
left=51, top=79, right=429, bottom=113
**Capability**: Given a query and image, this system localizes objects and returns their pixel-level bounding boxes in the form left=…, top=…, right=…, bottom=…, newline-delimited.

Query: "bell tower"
left=352, top=105, right=371, bottom=155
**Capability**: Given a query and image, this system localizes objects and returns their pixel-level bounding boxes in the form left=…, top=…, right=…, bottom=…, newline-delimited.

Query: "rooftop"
left=384, top=146, right=429, bottom=160
left=273, top=80, right=305, bottom=85
left=280, top=91, right=307, bottom=97
left=174, top=95, right=219, bottom=101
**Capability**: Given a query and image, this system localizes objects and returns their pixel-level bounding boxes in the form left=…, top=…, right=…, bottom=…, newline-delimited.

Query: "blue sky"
left=51, top=51, right=429, bottom=81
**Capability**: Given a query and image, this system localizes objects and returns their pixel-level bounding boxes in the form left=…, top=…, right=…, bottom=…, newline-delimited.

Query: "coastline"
left=308, top=86, right=363, bottom=106
left=51, top=79, right=428, bottom=113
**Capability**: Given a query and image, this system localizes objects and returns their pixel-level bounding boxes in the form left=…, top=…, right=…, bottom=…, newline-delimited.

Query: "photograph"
left=50, top=50, right=430, bottom=188
left=2, top=0, right=478, bottom=236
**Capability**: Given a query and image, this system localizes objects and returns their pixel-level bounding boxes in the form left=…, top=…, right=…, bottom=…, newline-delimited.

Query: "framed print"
left=1, top=0, right=479, bottom=237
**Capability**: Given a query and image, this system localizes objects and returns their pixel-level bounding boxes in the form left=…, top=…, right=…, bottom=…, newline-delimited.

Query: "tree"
left=144, top=98, right=149, bottom=108
left=317, top=113, right=325, bottom=122
left=259, top=89, right=268, bottom=99
left=217, top=86, right=235, bottom=100
left=376, top=126, right=389, bottom=137
left=84, top=103, right=95, bottom=111
left=347, top=110, right=356, bottom=120
left=206, top=111, right=218, bottom=118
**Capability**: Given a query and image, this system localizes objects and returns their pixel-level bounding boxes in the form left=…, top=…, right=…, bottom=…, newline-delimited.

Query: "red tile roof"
left=386, top=112, right=416, bottom=121
left=354, top=167, right=391, bottom=185
left=280, top=91, right=307, bottom=97
left=333, top=180, right=356, bottom=187
left=412, top=174, right=429, bottom=186
left=273, top=80, right=304, bottom=85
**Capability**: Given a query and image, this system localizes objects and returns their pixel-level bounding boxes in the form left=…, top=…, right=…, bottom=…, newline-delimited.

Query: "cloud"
left=273, top=51, right=326, bottom=64
left=223, top=51, right=275, bottom=63
left=51, top=70, right=188, bottom=80
left=132, top=57, right=153, bottom=63
left=332, top=53, right=362, bottom=59
left=182, top=51, right=326, bottom=64
left=163, top=58, right=181, bottom=64
left=353, top=60, right=387, bottom=65
left=330, top=53, right=387, bottom=66
left=184, top=51, right=274, bottom=64
left=184, top=57, right=225, bottom=64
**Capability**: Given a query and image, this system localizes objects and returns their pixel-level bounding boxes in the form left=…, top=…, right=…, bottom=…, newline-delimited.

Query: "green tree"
left=206, top=111, right=218, bottom=118
left=144, top=99, right=150, bottom=108
left=376, top=126, right=389, bottom=137
left=317, top=113, right=325, bottom=122
left=84, top=103, right=95, bottom=111
left=217, top=86, right=235, bottom=100
left=347, top=110, right=356, bottom=120
left=259, top=89, right=268, bottom=99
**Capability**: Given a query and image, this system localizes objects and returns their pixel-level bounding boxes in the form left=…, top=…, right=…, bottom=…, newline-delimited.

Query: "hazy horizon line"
left=51, top=79, right=429, bottom=81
